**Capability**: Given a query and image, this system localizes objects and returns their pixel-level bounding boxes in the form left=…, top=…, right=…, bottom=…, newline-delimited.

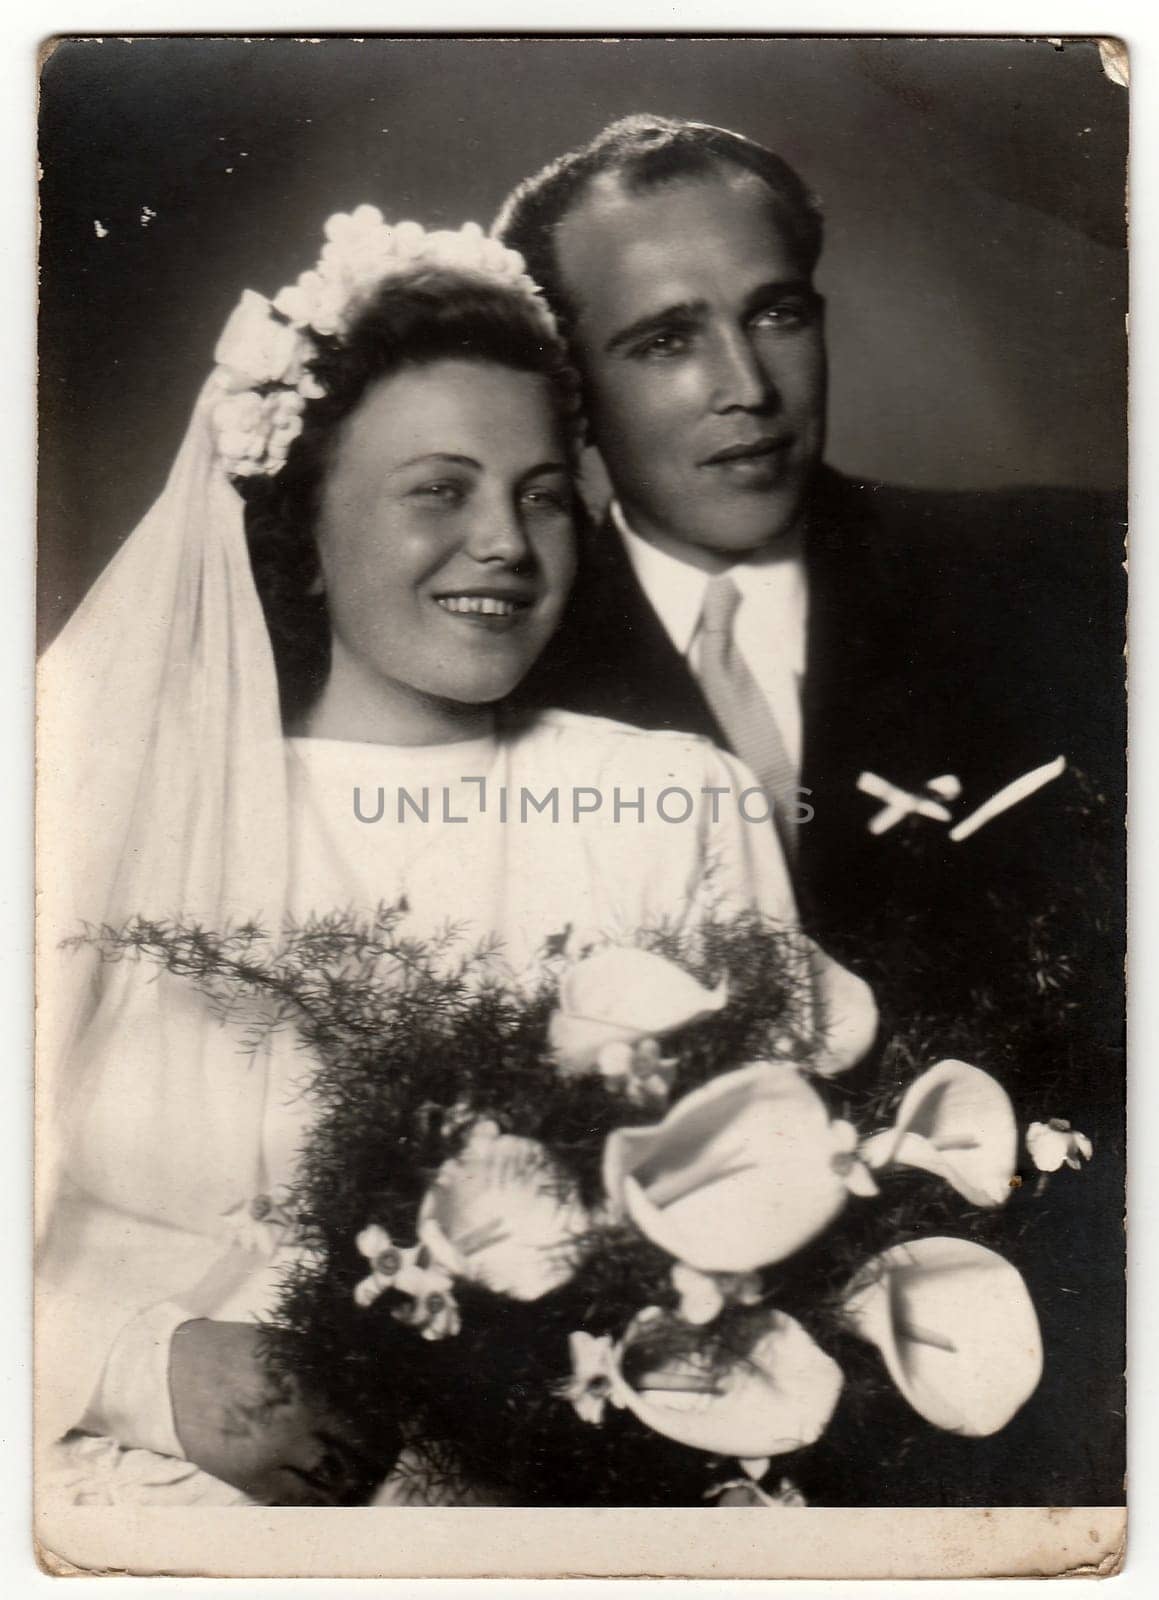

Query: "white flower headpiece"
left=208, top=206, right=560, bottom=478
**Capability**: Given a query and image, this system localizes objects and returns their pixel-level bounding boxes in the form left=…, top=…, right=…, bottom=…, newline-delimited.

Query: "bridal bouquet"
left=93, top=908, right=1090, bottom=1507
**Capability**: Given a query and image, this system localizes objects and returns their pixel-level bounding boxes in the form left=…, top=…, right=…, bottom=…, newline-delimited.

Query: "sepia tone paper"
left=37, top=1505, right=1126, bottom=1581
left=35, top=32, right=1128, bottom=1580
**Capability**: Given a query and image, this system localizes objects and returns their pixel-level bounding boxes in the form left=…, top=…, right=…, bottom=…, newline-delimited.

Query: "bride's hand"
left=169, top=1319, right=385, bottom=1505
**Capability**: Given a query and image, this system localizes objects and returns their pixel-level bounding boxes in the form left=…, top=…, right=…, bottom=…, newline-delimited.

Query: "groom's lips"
left=699, top=436, right=796, bottom=491
left=700, top=436, right=794, bottom=467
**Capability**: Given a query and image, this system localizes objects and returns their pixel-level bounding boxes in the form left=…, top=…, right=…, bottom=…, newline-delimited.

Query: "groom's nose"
left=710, top=326, right=778, bottom=413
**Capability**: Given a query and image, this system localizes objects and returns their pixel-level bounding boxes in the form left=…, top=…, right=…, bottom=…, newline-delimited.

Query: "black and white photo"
left=34, top=34, right=1127, bottom=1578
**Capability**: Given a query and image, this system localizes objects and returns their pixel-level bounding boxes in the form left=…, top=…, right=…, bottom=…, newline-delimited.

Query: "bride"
left=37, top=207, right=872, bottom=1505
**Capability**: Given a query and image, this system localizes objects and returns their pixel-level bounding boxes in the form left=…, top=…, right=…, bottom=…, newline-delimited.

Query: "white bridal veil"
left=36, top=377, right=290, bottom=1436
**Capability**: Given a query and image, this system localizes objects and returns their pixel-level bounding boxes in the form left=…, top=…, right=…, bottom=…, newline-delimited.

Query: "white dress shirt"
left=611, top=501, right=809, bottom=771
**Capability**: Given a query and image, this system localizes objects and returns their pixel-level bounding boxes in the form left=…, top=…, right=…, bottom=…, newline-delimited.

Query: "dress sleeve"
left=685, top=742, right=800, bottom=928
left=81, top=1302, right=190, bottom=1457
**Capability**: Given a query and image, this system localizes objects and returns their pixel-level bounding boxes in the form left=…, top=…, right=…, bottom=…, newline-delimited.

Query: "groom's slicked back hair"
left=493, top=114, right=824, bottom=337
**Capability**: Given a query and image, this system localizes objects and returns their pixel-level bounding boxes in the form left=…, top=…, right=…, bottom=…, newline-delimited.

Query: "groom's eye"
left=750, top=292, right=821, bottom=332
left=629, top=326, right=694, bottom=360
left=520, top=484, right=574, bottom=515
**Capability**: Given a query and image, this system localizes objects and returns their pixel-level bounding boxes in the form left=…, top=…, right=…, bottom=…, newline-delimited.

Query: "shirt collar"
left=611, top=500, right=707, bottom=656
left=610, top=500, right=808, bottom=671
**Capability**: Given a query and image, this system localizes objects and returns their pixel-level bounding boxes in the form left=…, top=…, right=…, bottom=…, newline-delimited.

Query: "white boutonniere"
left=858, top=756, right=1066, bottom=842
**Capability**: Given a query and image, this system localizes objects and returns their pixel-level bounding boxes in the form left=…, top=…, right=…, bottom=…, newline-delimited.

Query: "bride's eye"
left=410, top=480, right=467, bottom=508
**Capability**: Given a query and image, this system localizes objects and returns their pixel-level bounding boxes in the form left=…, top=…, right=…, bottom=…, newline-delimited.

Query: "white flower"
left=211, top=386, right=307, bottom=478
left=418, top=1120, right=590, bottom=1301
left=559, top=1308, right=842, bottom=1461
left=1027, top=1118, right=1094, bottom=1173
left=670, top=1262, right=762, bottom=1326
left=595, top=1037, right=678, bottom=1107
left=808, top=943, right=880, bottom=1076
left=843, top=1237, right=1042, bottom=1436
left=209, top=207, right=561, bottom=481
left=859, top=1060, right=1018, bottom=1207
left=273, top=269, right=347, bottom=338
left=558, top=1331, right=624, bottom=1426
left=213, top=289, right=315, bottom=390
left=272, top=210, right=555, bottom=344
left=550, top=946, right=727, bottom=1074
left=603, top=1062, right=875, bottom=1274
left=618, top=1306, right=843, bottom=1460
left=352, top=1223, right=460, bottom=1340
left=708, top=1472, right=808, bottom=1507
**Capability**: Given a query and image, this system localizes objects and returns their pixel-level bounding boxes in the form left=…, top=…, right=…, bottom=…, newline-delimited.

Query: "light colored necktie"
left=696, top=573, right=799, bottom=854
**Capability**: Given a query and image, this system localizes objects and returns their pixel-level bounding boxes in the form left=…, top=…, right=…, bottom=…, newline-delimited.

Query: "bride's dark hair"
left=241, top=268, right=580, bottom=726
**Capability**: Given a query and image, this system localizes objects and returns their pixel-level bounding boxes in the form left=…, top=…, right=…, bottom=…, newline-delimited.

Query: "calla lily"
left=843, top=1237, right=1043, bottom=1435
left=549, top=946, right=727, bottom=1073
left=418, top=1120, right=590, bottom=1301
left=859, top=1060, right=1017, bottom=1207
left=615, top=1307, right=843, bottom=1459
left=603, top=1063, right=874, bottom=1272
left=1027, top=1118, right=1094, bottom=1173
left=809, top=944, right=879, bottom=1076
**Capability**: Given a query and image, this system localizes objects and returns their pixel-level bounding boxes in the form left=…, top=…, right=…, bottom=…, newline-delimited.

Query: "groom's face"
left=556, top=168, right=827, bottom=564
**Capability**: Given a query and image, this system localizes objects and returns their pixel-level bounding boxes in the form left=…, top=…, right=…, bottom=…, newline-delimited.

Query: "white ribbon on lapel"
left=857, top=771, right=959, bottom=834
left=858, top=1060, right=1018, bottom=1207
left=843, top=1237, right=1043, bottom=1435
left=948, top=755, right=1067, bottom=842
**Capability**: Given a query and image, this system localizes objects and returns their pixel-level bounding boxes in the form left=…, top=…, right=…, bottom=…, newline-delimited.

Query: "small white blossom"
left=352, top=1223, right=461, bottom=1340
left=1027, top=1118, right=1094, bottom=1173
left=558, top=1331, right=623, bottom=1426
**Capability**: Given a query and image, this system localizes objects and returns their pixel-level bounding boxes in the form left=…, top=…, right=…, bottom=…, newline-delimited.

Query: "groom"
left=496, top=115, right=1125, bottom=1509
left=495, top=114, right=1124, bottom=969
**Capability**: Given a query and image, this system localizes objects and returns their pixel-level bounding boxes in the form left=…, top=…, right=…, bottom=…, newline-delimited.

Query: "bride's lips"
left=432, top=588, right=538, bottom=631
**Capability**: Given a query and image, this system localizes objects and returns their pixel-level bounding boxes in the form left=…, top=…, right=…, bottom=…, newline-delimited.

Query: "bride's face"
left=314, top=359, right=577, bottom=735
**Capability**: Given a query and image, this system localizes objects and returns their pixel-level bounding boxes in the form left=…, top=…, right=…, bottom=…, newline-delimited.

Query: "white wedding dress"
left=36, top=377, right=811, bottom=1503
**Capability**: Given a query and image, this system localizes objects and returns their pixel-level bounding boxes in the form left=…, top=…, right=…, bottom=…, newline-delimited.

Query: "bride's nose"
left=463, top=488, right=533, bottom=565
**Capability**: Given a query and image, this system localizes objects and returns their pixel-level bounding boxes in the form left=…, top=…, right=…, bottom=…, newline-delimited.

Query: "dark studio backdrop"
left=38, top=35, right=1127, bottom=648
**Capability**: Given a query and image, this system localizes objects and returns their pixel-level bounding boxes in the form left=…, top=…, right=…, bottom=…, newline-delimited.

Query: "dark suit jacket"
left=521, top=467, right=1124, bottom=971
left=518, top=466, right=1127, bottom=1505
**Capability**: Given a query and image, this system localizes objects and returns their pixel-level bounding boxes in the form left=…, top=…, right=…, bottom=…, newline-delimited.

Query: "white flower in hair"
left=273, top=206, right=555, bottom=343
left=209, top=205, right=559, bottom=477
left=214, top=289, right=315, bottom=391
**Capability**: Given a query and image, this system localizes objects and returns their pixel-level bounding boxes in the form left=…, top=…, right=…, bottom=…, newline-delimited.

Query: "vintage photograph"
left=35, top=34, right=1126, bottom=1577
